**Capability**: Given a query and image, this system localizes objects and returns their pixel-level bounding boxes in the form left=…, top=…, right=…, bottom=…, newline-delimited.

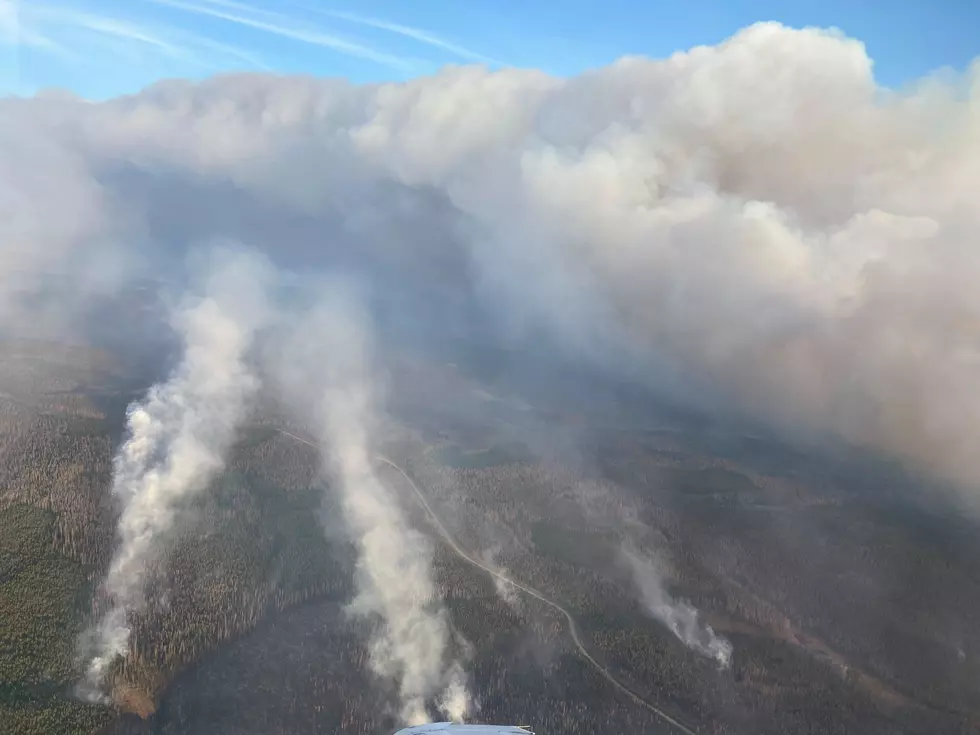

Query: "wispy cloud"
left=38, top=7, right=198, bottom=63
left=146, top=0, right=420, bottom=72
left=2, top=2, right=269, bottom=77
left=0, top=1, right=74, bottom=58
left=308, top=7, right=504, bottom=66
left=192, top=32, right=271, bottom=70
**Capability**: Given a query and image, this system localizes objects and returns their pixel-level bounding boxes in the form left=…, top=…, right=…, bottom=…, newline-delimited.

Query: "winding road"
left=276, top=428, right=698, bottom=735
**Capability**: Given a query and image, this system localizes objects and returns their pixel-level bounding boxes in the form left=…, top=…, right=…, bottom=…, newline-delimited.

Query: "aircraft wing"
left=394, top=724, right=534, bottom=735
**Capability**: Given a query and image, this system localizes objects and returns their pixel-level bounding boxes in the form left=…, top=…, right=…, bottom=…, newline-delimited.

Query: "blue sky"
left=0, top=0, right=976, bottom=99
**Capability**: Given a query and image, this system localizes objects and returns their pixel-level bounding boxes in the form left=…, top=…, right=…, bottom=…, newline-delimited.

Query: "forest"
left=0, top=339, right=978, bottom=735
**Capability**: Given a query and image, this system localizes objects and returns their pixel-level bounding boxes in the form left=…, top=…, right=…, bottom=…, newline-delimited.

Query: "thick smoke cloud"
left=0, top=97, right=137, bottom=341
left=2, top=19, right=978, bottom=720
left=272, top=290, right=469, bottom=725
left=2, top=22, right=979, bottom=501
left=623, top=547, right=733, bottom=669
left=79, top=247, right=272, bottom=700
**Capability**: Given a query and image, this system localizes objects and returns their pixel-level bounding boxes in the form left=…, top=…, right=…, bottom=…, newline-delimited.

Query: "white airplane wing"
left=394, top=724, right=534, bottom=735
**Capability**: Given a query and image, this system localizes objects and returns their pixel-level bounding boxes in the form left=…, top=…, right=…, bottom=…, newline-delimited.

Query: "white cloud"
left=1, top=2, right=267, bottom=73
left=0, top=0, right=74, bottom=57
left=310, top=6, right=503, bottom=66
left=40, top=7, right=199, bottom=63
left=145, top=0, right=419, bottom=71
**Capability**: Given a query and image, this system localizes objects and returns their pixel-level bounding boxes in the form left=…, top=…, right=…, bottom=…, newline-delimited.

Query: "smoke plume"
left=3, top=22, right=978, bottom=501
left=79, top=247, right=272, bottom=700
left=480, top=546, right=521, bottom=612
left=623, top=547, right=733, bottom=669
left=273, top=290, right=469, bottom=725
left=438, top=662, right=472, bottom=723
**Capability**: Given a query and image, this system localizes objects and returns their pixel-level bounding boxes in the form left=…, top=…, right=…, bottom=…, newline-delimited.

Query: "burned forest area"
left=0, top=336, right=977, bottom=735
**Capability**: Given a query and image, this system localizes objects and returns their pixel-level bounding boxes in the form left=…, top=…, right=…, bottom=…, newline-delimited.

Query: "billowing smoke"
left=0, top=98, right=135, bottom=341
left=272, top=289, right=469, bottom=725
left=78, top=247, right=272, bottom=700
left=438, top=662, right=471, bottom=722
left=3, top=22, right=977, bottom=501
left=2, top=19, right=978, bottom=718
left=623, top=547, right=733, bottom=669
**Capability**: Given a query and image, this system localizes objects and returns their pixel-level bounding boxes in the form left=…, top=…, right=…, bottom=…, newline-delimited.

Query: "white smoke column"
left=438, top=662, right=471, bottom=722
left=480, top=546, right=521, bottom=612
left=623, top=547, right=733, bottom=669
left=79, top=247, right=272, bottom=700
left=277, top=293, right=469, bottom=724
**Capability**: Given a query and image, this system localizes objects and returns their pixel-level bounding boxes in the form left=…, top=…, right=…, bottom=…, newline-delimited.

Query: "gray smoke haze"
left=271, top=289, right=469, bottom=725
left=1, top=22, right=979, bottom=503
left=622, top=547, right=733, bottom=669
left=79, top=247, right=272, bottom=701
